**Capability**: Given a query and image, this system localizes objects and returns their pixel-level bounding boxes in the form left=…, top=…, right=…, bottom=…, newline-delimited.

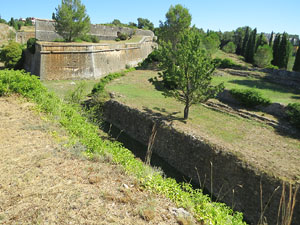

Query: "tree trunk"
left=184, top=104, right=189, bottom=120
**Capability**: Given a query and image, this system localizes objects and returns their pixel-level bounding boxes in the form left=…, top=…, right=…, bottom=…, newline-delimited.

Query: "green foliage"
left=65, top=81, right=87, bottom=104
left=272, top=33, right=281, bottom=67
left=140, top=50, right=160, bottom=68
left=8, top=17, right=23, bottom=30
left=203, top=32, right=220, bottom=55
left=278, top=33, right=291, bottom=69
left=245, top=28, right=257, bottom=63
left=54, top=0, right=91, bottom=42
left=254, top=45, right=273, bottom=68
left=234, top=27, right=248, bottom=55
left=0, top=69, right=246, bottom=224
left=158, top=4, right=192, bottom=46
left=25, top=17, right=33, bottom=26
left=222, top=41, right=236, bottom=53
left=286, top=103, right=300, bottom=128
left=293, top=45, right=300, bottom=72
left=26, top=38, right=37, bottom=54
left=213, top=58, right=245, bottom=69
left=230, top=88, right=271, bottom=107
left=219, top=31, right=234, bottom=49
left=159, top=29, right=224, bottom=119
left=137, top=18, right=154, bottom=31
left=0, top=41, right=23, bottom=69
left=241, top=27, right=250, bottom=57
left=112, top=19, right=121, bottom=26
left=117, top=32, right=128, bottom=41
left=255, top=33, right=268, bottom=51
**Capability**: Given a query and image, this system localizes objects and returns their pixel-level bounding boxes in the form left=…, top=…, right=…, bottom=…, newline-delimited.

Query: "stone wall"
left=103, top=99, right=300, bottom=225
left=25, top=37, right=156, bottom=80
left=35, top=19, right=154, bottom=41
left=16, top=31, right=35, bottom=44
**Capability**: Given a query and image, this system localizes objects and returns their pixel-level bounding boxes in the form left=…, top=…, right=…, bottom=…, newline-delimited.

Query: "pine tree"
left=278, top=32, right=290, bottom=69
left=245, top=28, right=257, bottom=63
left=293, top=44, right=300, bottom=72
left=241, top=27, right=250, bottom=57
left=269, top=31, right=274, bottom=47
left=272, top=33, right=281, bottom=66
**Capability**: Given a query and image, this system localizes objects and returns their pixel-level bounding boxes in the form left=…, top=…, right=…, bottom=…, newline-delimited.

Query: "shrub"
left=222, top=41, right=236, bottom=53
left=53, top=38, right=66, bottom=42
left=140, top=50, right=160, bottom=68
left=115, top=38, right=121, bottom=42
left=0, top=41, right=24, bottom=69
left=117, top=32, right=128, bottom=41
left=286, top=103, right=300, bottom=128
left=254, top=45, right=273, bottom=68
left=213, top=58, right=244, bottom=69
left=27, top=38, right=37, bottom=54
left=230, top=88, right=271, bottom=107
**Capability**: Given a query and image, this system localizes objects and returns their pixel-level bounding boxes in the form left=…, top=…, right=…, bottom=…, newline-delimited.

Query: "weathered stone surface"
left=103, top=99, right=300, bottom=225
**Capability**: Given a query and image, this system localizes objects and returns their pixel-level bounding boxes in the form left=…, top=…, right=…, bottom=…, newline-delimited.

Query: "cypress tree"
left=245, top=28, right=257, bottom=63
left=293, top=44, right=300, bottom=72
left=269, top=31, right=274, bottom=47
left=272, top=33, right=281, bottom=66
left=241, top=27, right=250, bottom=57
left=278, top=32, right=290, bottom=69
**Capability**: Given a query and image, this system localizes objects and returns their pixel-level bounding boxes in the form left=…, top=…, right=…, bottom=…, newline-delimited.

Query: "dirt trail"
left=0, top=96, right=184, bottom=224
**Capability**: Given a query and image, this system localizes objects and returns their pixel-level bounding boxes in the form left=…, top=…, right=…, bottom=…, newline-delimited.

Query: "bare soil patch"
left=0, top=96, right=186, bottom=224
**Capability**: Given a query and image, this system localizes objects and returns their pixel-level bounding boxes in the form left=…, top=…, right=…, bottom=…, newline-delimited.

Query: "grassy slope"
left=212, top=74, right=300, bottom=104
left=106, top=69, right=300, bottom=182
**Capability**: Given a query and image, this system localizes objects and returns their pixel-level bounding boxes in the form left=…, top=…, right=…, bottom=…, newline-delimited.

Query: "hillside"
left=0, top=23, right=15, bottom=45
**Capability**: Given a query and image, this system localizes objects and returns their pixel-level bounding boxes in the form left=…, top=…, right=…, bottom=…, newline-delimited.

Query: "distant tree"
left=269, top=31, right=274, bottom=47
left=245, top=28, right=257, bottom=63
left=234, top=27, right=247, bottom=55
left=222, top=41, right=236, bottom=53
left=293, top=45, right=300, bottom=72
left=272, top=33, right=281, bottom=66
left=25, top=17, right=33, bottom=26
left=53, top=0, right=91, bottom=42
left=0, top=15, right=6, bottom=24
left=158, top=29, right=224, bottom=119
left=158, top=4, right=192, bottom=47
left=278, top=32, right=291, bottom=69
left=220, top=31, right=234, bottom=49
left=137, top=18, right=154, bottom=31
left=203, top=31, right=220, bottom=55
left=52, top=12, right=56, bottom=20
left=112, top=19, right=121, bottom=26
left=255, top=33, right=268, bottom=52
left=254, top=45, right=273, bottom=68
left=128, top=22, right=137, bottom=28
left=241, top=26, right=250, bottom=57
left=0, top=41, right=23, bottom=69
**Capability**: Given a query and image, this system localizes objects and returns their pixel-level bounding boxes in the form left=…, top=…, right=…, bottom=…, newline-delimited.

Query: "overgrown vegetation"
left=213, top=57, right=245, bottom=69
left=230, top=88, right=271, bottom=107
left=26, top=38, right=37, bottom=54
left=0, top=69, right=246, bottom=224
left=286, top=103, right=300, bottom=128
left=0, top=41, right=24, bottom=69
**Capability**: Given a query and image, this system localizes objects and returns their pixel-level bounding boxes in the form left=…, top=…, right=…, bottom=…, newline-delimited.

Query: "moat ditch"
left=102, top=99, right=300, bottom=225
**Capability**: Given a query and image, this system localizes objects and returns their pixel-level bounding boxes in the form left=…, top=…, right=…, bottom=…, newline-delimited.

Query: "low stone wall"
left=16, top=31, right=35, bottom=44
left=25, top=37, right=156, bottom=80
left=35, top=19, right=154, bottom=41
left=103, top=100, right=300, bottom=225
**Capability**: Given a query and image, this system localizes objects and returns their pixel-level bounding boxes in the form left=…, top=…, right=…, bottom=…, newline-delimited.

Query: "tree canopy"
left=158, top=29, right=224, bottom=119
left=53, top=0, right=91, bottom=42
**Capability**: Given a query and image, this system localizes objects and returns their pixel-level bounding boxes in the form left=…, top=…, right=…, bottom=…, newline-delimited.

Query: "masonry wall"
left=103, top=100, right=300, bottom=225
left=16, top=31, right=35, bottom=44
left=35, top=19, right=154, bottom=41
left=25, top=37, right=156, bottom=80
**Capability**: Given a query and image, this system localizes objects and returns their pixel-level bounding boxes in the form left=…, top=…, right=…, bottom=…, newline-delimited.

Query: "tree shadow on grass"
left=228, top=79, right=300, bottom=96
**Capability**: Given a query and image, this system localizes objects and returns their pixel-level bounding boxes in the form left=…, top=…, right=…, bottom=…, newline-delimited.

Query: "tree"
left=112, top=19, right=121, bottom=26
left=54, top=0, right=91, bottom=42
left=203, top=32, right=220, bottom=55
left=241, top=26, right=250, bottom=57
left=234, top=27, right=247, bottom=55
left=220, top=31, right=234, bottom=49
left=25, top=17, right=33, bottom=26
left=137, top=18, right=154, bottom=31
left=0, top=15, right=6, bottom=24
left=254, top=45, right=273, bottom=68
left=159, top=29, right=224, bottom=119
left=0, top=41, right=23, bottom=69
left=278, top=32, right=291, bottom=69
left=222, top=41, right=236, bottom=53
left=245, top=28, right=257, bottom=63
left=293, top=45, right=300, bottom=72
left=272, top=33, right=281, bottom=66
left=269, top=31, right=274, bottom=47
left=158, top=4, right=192, bottom=47
left=255, top=33, right=268, bottom=52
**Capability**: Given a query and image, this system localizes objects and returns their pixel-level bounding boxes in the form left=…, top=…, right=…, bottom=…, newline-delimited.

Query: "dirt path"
left=0, top=96, right=184, bottom=224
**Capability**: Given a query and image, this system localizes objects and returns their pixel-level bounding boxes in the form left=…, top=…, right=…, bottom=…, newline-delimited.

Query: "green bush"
left=213, top=58, right=245, bottom=69
left=286, top=103, right=300, bottom=128
left=230, top=88, right=271, bottom=107
left=254, top=45, right=273, bottom=68
left=117, top=32, right=128, bottom=41
left=222, top=41, right=236, bottom=53
left=0, top=41, right=24, bottom=69
left=27, top=38, right=37, bottom=54
left=140, top=50, right=160, bottom=68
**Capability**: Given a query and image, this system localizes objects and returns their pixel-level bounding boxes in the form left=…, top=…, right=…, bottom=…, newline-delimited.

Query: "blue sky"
left=1, top=0, right=299, bottom=35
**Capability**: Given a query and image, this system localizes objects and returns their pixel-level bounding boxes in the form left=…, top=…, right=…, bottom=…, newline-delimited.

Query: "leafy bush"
left=254, top=45, right=273, bottom=68
left=117, top=32, right=128, bottom=41
left=115, top=37, right=121, bottom=42
left=213, top=57, right=245, bottom=69
left=140, top=50, right=160, bottom=68
left=27, top=38, right=37, bottom=54
left=53, top=38, right=66, bottom=42
left=0, top=41, right=24, bottom=69
left=286, top=103, right=300, bottom=128
left=266, top=64, right=279, bottom=70
left=230, top=88, right=271, bottom=107
left=222, top=41, right=236, bottom=53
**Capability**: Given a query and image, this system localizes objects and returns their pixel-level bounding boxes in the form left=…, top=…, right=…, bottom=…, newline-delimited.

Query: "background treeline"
left=0, top=16, right=33, bottom=30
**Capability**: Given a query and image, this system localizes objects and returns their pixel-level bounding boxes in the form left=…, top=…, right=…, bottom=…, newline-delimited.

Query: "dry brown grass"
left=0, top=96, right=184, bottom=224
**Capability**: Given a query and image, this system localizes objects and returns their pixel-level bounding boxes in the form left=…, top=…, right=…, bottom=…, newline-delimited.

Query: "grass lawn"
left=212, top=73, right=300, bottom=104
left=106, top=69, right=300, bottom=182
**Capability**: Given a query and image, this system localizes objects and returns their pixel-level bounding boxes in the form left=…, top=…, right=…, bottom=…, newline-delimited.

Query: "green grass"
left=212, top=74, right=300, bottom=104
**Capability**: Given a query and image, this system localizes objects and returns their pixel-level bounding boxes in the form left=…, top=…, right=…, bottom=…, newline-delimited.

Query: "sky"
left=1, top=0, right=299, bottom=35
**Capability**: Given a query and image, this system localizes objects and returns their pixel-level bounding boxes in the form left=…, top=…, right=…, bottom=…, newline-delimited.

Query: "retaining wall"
left=103, top=99, right=300, bottom=225
left=25, top=37, right=156, bottom=80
